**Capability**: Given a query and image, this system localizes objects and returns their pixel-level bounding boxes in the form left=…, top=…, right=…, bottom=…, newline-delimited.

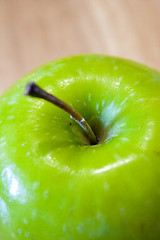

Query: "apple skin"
left=0, top=55, right=160, bottom=240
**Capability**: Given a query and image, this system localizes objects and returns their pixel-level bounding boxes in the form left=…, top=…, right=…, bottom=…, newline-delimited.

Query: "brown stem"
left=24, top=82, right=97, bottom=145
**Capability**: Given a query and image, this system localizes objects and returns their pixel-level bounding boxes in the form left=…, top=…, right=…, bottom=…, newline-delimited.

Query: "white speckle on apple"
left=119, top=123, right=127, bottom=128
left=43, top=190, right=49, bottom=199
left=32, top=181, right=40, bottom=190
left=11, top=233, right=16, bottom=238
left=26, top=151, right=31, bottom=156
left=1, top=142, right=6, bottom=147
left=114, top=66, right=118, bottom=70
left=32, top=210, right=37, bottom=217
left=36, top=101, right=44, bottom=109
left=76, top=224, right=83, bottom=233
left=114, top=154, right=121, bottom=160
left=59, top=78, right=72, bottom=88
left=120, top=97, right=128, bottom=105
left=2, top=218, right=7, bottom=224
left=17, top=229, right=22, bottom=235
left=130, top=92, right=135, bottom=97
left=88, top=93, right=91, bottom=101
left=151, top=98, right=159, bottom=101
left=104, top=183, right=109, bottom=190
left=115, top=77, right=122, bottom=86
left=26, top=98, right=33, bottom=102
left=137, top=98, right=146, bottom=102
left=76, top=216, right=107, bottom=237
left=63, top=223, right=67, bottom=232
left=140, top=127, right=153, bottom=150
left=2, top=97, right=7, bottom=102
left=120, top=137, right=130, bottom=142
left=83, top=101, right=86, bottom=107
left=120, top=208, right=125, bottom=214
left=133, top=81, right=139, bottom=85
left=115, top=82, right=120, bottom=86
left=0, top=197, right=9, bottom=223
left=23, top=219, right=28, bottom=224
left=77, top=99, right=79, bottom=102
left=96, top=103, right=99, bottom=110
left=102, top=100, right=106, bottom=106
left=147, top=121, right=155, bottom=126
left=70, top=170, right=75, bottom=174
left=97, top=212, right=102, bottom=219
left=25, top=232, right=30, bottom=238
left=8, top=116, right=15, bottom=120
left=33, top=128, right=38, bottom=131
left=0, top=153, right=5, bottom=160
left=7, top=100, right=16, bottom=105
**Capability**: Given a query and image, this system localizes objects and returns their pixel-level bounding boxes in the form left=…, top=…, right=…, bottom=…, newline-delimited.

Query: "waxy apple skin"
left=0, top=55, right=160, bottom=240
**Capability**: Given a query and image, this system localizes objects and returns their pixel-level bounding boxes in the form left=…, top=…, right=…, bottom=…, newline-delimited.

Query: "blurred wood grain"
left=0, top=0, right=160, bottom=95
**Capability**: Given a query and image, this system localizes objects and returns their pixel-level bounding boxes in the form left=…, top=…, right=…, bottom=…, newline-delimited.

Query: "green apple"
left=0, top=55, right=160, bottom=240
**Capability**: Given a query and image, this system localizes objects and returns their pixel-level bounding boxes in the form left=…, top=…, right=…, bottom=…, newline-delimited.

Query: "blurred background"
left=0, top=0, right=160, bottom=95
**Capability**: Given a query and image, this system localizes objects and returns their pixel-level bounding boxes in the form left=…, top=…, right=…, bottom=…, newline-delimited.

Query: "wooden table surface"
left=0, top=0, right=160, bottom=95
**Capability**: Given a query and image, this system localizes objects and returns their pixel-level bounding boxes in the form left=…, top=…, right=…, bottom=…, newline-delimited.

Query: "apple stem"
left=24, top=82, right=97, bottom=145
